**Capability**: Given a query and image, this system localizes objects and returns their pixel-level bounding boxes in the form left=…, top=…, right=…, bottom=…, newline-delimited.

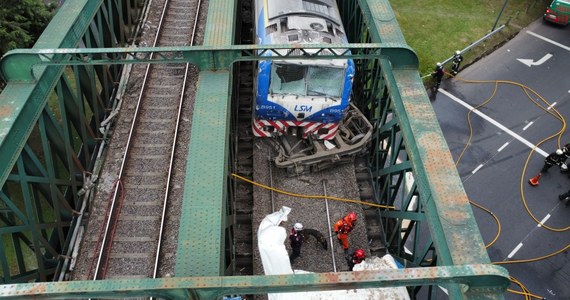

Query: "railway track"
left=77, top=0, right=206, bottom=281
left=230, top=0, right=385, bottom=281
left=231, top=0, right=255, bottom=277
left=70, top=0, right=384, bottom=289
left=250, top=155, right=371, bottom=274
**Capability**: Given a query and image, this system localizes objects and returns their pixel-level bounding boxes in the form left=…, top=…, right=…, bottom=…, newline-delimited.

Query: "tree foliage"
left=0, top=0, right=55, bottom=89
left=0, top=0, right=55, bottom=57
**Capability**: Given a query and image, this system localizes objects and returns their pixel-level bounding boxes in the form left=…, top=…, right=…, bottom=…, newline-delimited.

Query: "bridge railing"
left=0, top=0, right=509, bottom=298
left=0, top=0, right=143, bottom=283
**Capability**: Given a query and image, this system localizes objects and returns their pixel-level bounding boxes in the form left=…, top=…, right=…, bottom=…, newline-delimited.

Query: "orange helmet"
left=354, top=249, right=365, bottom=259
left=346, top=212, right=357, bottom=222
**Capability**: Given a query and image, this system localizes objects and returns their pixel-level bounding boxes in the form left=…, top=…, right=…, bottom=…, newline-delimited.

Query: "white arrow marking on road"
left=516, top=53, right=552, bottom=67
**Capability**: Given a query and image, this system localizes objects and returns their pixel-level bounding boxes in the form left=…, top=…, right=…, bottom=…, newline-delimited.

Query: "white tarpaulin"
left=257, top=206, right=293, bottom=275
left=257, top=207, right=410, bottom=300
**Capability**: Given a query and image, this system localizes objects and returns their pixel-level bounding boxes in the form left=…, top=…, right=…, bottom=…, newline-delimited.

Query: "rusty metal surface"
left=389, top=67, right=491, bottom=267
left=361, top=0, right=407, bottom=44
left=0, top=43, right=418, bottom=82
left=203, top=0, right=234, bottom=46
left=0, top=0, right=509, bottom=298
left=0, top=264, right=508, bottom=299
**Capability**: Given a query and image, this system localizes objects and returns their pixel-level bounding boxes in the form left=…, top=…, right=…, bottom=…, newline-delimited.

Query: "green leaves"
left=0, top=0, right=55, bottom=55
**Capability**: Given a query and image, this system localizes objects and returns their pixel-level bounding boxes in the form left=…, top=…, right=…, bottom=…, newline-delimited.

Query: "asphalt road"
left=431, top=19, right=570, bottom=299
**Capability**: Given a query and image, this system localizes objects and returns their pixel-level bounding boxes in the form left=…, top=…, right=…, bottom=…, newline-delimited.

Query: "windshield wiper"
left=308, top=90, right=339, bottom=102
left=308, top=90, right=328, bottom=96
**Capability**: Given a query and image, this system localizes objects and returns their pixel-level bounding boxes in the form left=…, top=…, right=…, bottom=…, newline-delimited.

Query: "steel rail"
left=322, top=179, right=337, bottom=272
left=92, top=0, right=199, bottom=280
left=269, top=151, right=275, bottom=212
left=91, top=0, right=171, bottom=279
left=152, top=0, right=203, bottom=279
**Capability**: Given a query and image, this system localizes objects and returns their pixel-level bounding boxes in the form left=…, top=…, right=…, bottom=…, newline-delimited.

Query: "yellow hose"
left=508, top=275, right=544, bottom=299
left=451, top=73, right=569, bottom=232
left=233, top=72, right=567, bottom=298
left=230, top=173, right=395, bottom=209
left=448, top=73, right=570, bottom=299
left=469, top=200, right=501, bottom=249
left=494, top=243, right=570, bottom=265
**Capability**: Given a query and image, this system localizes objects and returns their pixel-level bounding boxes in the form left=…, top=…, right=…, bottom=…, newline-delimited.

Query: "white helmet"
left=456, top=50, right=461, bottom=55
left=436, top=62, right=442, bottom=67
left=556, top=149, right=563, bottom=155
left=294, top=223, right=303, bottom=231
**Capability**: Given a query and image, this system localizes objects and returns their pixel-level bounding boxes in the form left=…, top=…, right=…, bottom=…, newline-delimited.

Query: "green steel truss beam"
left=0, top=264, right=508, bottom=299
left=342, top=0, right=507, bottom=293
left=0, top=0, right=510, bottom=298
left=0, top=0, right=143, bottom=284
left=0, top=43, right=418, bottom=83
left=360, top=59, right=502, bottom=298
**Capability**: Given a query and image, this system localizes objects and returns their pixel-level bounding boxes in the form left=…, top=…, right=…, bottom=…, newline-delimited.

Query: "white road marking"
left=505, top=206, right=560, bottom=263
left=527, top=31, right=570, bottom=52
left=498, top=142, right=509, bottom=152
left=517, top=53, right=553, bottom=67
left=538, top=214, right=551, bottom=228
left=440, top=89, right=548, bottom=157
left=472, top=164, right=484, bottom=174
left=523, top=121, right=533, bottom=131
left=508, top=243, right=524, bottom=259
left=547, top=102, right=557, bottom=110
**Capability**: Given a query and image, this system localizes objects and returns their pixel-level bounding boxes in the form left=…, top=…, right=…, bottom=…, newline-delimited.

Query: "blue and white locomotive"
left=252, top=0, right=355, bottom=140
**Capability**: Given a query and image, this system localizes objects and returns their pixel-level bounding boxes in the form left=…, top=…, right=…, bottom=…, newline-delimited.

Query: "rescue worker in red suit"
left=347, top=248, right=366, bottom=271
left=333, top=212, right=357, bottom=253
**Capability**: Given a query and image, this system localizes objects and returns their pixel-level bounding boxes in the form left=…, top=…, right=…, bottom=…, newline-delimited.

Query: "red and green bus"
left=544, top=0, right=570, bottom=25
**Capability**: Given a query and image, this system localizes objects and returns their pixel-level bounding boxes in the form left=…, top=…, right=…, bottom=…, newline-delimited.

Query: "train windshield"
left=270, top=63, right=344, bottom=98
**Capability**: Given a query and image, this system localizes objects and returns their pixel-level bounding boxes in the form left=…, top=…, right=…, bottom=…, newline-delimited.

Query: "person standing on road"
left=559, top=143, right=570, bottom=174
left=432, top=62, right=445, bottom=91
left=451, top=50, right=463, bottom=75
left=529, top=149, right=567, bottom=186
left=333, top=212, right=357, bottom=253
left=541, top=149, right=566, bottom=173
left=562, top=143, right=570, bottom=154
left=289, top=223, right=304, bottom=263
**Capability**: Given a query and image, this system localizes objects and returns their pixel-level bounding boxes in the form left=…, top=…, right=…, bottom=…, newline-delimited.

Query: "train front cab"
left=252, top=55, right=354, bottom=140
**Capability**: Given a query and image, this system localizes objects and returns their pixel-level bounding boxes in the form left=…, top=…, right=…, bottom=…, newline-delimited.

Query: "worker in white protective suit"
left=257, top=206, right=293, bottom=275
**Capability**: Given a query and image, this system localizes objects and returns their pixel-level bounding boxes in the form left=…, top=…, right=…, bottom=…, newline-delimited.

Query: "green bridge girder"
left=0, top=264, right=508, bottom=299
left=0, top=0, right=509, bottom=299
left=0, top=0, right=143, bottom=284
left=0, top=43, right=418, bottom=82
